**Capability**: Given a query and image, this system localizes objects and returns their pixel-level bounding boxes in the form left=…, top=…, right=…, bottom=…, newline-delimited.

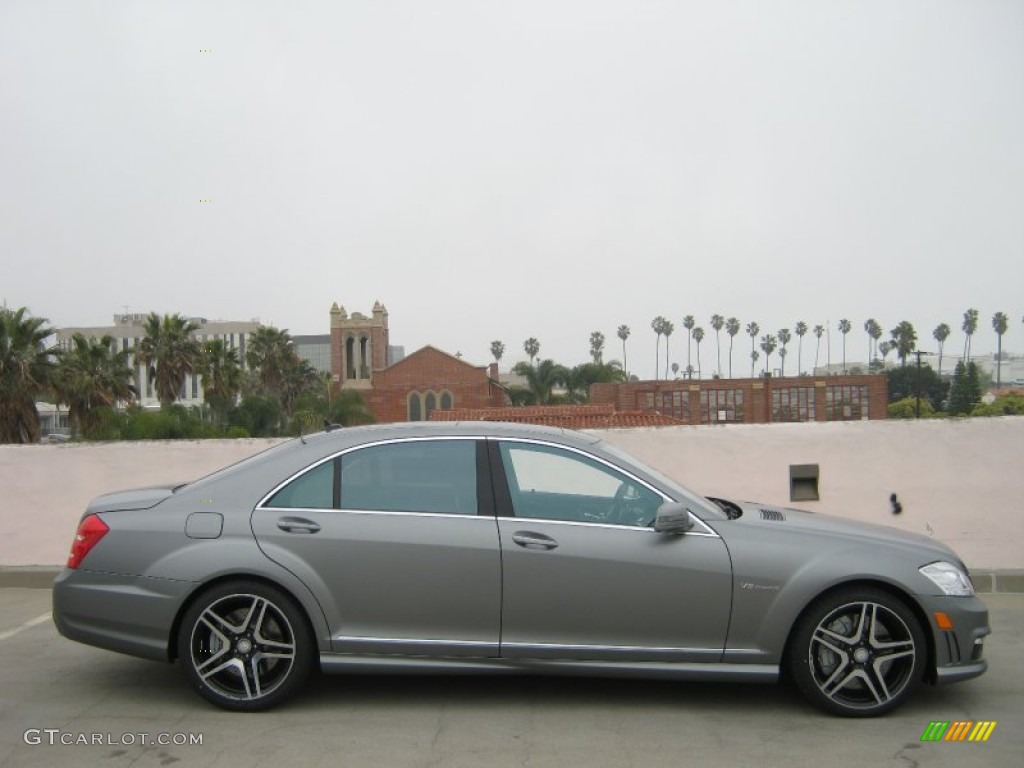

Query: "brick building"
left=431, top=404, right=685, bottom=429
left=590, top=373, right=887, bottom=425
left=329, top=301, right=507, bottom=423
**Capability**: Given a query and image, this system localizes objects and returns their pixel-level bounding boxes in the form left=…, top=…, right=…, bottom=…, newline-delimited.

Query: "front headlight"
left=920, top=561, right=975, bottom=596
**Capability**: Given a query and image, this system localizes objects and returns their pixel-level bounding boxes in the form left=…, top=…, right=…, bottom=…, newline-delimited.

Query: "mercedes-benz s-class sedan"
left=53, top=422, right=989, bottom=716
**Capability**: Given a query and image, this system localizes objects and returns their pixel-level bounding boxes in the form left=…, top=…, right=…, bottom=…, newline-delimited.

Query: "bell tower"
left=330, top=301, right=390, bottom=389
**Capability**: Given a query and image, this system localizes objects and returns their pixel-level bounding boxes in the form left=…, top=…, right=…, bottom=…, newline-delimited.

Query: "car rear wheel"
left=178, top=581, right=314, bottom=711
left=788, top=587, right=926, bottom=717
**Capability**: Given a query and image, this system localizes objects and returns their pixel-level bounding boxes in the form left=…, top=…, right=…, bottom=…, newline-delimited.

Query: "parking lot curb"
left=3, top=565, right=1023, bottom=592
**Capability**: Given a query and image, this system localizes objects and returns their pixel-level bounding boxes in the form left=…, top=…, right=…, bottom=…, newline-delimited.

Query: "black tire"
left=787, top=587, right=926, bottom=717
left=177, top=581, right=314, bottom=711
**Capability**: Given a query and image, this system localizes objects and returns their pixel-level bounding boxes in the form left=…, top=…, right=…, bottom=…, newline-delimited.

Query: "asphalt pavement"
left=1, top=589, right=1021, bottom=768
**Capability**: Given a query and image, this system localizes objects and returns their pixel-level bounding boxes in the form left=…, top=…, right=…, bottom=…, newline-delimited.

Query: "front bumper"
left=915, top=594, right=990, bottom=684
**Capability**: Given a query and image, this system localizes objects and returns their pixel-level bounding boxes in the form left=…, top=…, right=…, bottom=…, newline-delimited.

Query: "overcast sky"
left=2, top=0, right=1021, bottom=377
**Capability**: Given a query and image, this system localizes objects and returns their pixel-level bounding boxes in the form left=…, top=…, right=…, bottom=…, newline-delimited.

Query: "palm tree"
left=962, top=308, right=979, bottom=363
left=589, top=331, right=605, bottom=364
left=692, top=327, right=705, bottom=379
left=197, top=338, right=242, bottom=424
left=523, top=337, right=540, bottom=367
left=777, top=328, right=792, bottom=376
left=725, top=317, right=740, bottom=378
left=489, top=340, right=505, bottom=365
left=651, top=317, right=667, bottom=380
left=682, top=315, right=695, bottom=375
left=750, top=350, right=760, bottom=378
left=932, top=323, right=950, bottom=377
left=245, top=325, right=295, bottom=400
left=759, top=334, right=777, bottom=375
left=0, top=307, right=57, bottom=443
left=512, top=359, right=568, bottom=404
left=837, top=319, right=852, bottom=373
left=992, top=311, right=1009, bottom=387
left=671, top=362, right=680, bottom=379
left=813, top=324, right=825, bottom=372
left=879, top=341, right=893, bottom=366
left=710, top=314, right=725, bottom=377
left=278, top=354, right=320, bottom=423
left=864, top=319, right=882, bottom=370
left=890, top=321, right=917, bottom=367
left=135, top=313, right=201, bottom=408
left=746, top=322, right=760, bottom=377
left=616, top=325, right=631, bottom=378
left=662, top=320, right=675, bottom=380
left=55, top=334, right=136, bottom=437
left=794, top=321, right=807, bottom=375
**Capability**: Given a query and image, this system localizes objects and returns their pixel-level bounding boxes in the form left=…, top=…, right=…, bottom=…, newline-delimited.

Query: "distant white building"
left=57, top=313, right=261, bottom=409
left=973, top=353, right=1024, bottom=386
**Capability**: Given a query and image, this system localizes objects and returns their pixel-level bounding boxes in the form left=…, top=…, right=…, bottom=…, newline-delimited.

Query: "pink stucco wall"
left=1, top=418, right=1020, bottom=569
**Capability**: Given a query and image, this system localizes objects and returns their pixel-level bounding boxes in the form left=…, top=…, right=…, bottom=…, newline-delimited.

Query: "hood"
left=86, top=484, right=182, bottom=514
left=728, top=499, right=961, bottom=564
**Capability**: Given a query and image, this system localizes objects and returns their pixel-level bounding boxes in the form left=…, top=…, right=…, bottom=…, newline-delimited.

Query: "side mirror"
left=653, top=501, right=694, bottom=534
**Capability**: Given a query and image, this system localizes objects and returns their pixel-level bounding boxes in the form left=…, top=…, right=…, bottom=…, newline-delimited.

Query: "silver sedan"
left=52, top=422, right=989, bottom=716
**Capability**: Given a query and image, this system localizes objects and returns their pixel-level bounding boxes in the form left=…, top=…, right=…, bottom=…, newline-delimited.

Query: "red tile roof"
left=430, top=404, right=684, bottom=429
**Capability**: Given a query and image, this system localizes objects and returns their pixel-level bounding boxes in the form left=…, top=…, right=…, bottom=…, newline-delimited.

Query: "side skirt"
left=318, top=654, right=778, bottom=683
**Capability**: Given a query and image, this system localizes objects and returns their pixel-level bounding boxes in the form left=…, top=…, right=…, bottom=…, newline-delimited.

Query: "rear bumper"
left=52, top=568, right=194, bottom=662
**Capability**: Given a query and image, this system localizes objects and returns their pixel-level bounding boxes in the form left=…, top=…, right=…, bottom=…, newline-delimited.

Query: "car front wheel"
left=178, top=581, right=314, bottom=711
left=788, top=587, right=926, bottom=717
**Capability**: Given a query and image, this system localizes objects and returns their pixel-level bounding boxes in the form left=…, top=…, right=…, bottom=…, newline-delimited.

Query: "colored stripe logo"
left=920, top=721, right=997, bottom=742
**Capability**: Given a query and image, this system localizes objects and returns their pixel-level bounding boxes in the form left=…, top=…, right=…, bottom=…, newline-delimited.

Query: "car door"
left=251, top=437, right=501, bottom=657
left=492, top=439, right=732, bottom=662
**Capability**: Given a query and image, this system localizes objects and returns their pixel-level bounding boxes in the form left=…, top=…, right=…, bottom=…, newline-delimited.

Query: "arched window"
left=359, top=336, right=370, bottom=379
left=408, top=392, right=422, bottom=421
left=345, top=337, right=356, bottom=380
left=440, top=391, right=453, bottom=410
left=424, top=392, right=437, bottom=420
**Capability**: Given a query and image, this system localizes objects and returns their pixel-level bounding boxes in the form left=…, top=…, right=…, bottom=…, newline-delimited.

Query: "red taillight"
left=67, top=514, right=109, bottom=569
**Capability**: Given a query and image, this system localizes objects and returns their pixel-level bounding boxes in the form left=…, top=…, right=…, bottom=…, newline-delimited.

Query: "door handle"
left=511, top=531, right=558, bottom=550
left=277, top=517, right=321, bottom=534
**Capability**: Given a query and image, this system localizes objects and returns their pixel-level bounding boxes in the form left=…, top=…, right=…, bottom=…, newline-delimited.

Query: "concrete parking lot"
left=0, top=589, right=1021, bottom=768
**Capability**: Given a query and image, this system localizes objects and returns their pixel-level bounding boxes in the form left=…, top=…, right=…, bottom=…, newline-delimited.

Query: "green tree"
left=245, top=325, right=294, bottom=398
left=0, top=307, right=56, bottom=443
left=589, top=331, right=605, bottom=364
left=889, top=321, right=917, bottom=367
left=885, top=363, right=948, bottom=411
left=651, top=316, right=668, bottom=380
left=490, top=340, right=505, bottom=365
left=794, top=321, right=808, bottom=375
left=971, top=393, right=1024, bottom=417
left=692, top=327, right=705, bottom=379
left=992, top=311, right=1009, bottom=387
left=777, top=328, right=792, bottom=376
left=933, top=323, right=951, bottom=377
left=759, top=334, right=777, bottom=375
left=231, top=395, right=283, bottom=436
left=512, top=359, right=568, bottom=404
left=725, top=317, right=740, bottom=378
left=961, top=308, right=979, bottom=363
left=662, top=320, right=674, bottom=380
left=879, top=340, right=893, bottom=366
left=523, top=337, right=540, bottom=367
left=812, top=324, right=824, bottom=371
left=136, top=313, right=200, bottom=408
left=864, top=319, right=882, bottom=370
left=837, top=319, right=852, bottom=373
left=682, top=315, right=695, bottom=374
left=710, top=314, right=725, bottom=377
left=746, top=322, right=760, bottom=377
left=616, top=325, right=631, bottom=378
left=55, top=333, right=136, bottom=438
left=947, top=361, right=982, bottom=415
left=197, top=338, right=242, bottom=425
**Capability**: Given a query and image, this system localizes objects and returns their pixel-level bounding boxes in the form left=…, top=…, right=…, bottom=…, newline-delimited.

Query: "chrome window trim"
left=261, top=507, right=495, bottom=521
left=501, top=641, right=722, bottom=655
left=490, top=437, right=719, bottom=537
left=256, top=435, right=480, bottom=511
left=496, top=515, right=719, bottom=537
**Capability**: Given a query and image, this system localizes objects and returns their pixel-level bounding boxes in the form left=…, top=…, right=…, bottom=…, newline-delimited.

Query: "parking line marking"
left=0, top=613, right=52, bottom=641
